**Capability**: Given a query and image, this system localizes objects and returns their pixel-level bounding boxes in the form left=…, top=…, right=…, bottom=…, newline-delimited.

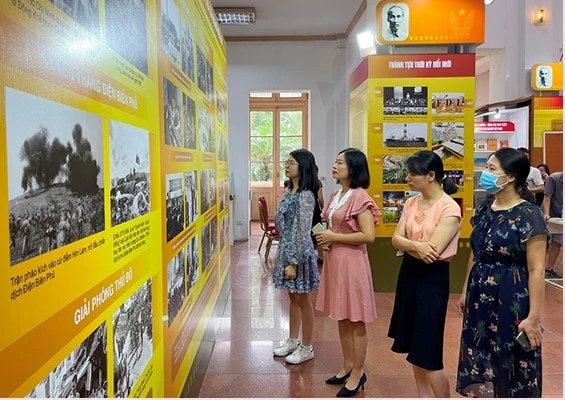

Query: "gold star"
left=459, top=8, right=466, bottom=16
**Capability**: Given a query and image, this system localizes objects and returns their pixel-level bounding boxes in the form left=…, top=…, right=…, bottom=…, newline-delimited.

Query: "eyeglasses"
left=285, top=160, right=297, bottom=166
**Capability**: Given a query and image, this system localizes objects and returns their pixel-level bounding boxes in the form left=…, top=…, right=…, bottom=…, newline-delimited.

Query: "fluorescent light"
left=484, top=0, right=495, bottom=5
left=356, top=31, right=375, bottom=50
left=214, top=7, right=256, bottom=25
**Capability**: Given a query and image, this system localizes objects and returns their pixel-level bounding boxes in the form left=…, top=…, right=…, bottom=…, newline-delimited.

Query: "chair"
left=258, top=197, right=280, bottom=260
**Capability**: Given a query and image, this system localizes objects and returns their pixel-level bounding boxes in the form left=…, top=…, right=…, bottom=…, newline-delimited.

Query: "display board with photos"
left=350, top=54, right=475, bottom=238
left=0, top=0, right=229, bottom=398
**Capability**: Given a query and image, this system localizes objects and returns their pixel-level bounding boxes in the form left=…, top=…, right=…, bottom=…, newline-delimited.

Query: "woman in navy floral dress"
left=456, top=148, right=548, bottom=397
left=272, top=149, right=321, bottom=365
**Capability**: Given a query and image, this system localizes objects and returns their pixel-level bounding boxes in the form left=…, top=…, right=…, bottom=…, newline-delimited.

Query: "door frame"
left=249, top=92, right=309, bottom=221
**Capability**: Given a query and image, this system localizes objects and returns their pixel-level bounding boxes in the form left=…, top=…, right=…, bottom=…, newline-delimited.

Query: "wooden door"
left=544, top=131, right=563, bottom=172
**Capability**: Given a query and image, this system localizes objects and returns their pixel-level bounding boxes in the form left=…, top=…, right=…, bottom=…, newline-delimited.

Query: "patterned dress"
left=456, top=200, right=548, bottom=398
left=273, top=190, right=320, bottom=293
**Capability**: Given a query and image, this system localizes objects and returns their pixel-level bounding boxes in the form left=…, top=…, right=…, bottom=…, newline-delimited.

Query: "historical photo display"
left=110, top=120, right=151, bottom=226
left=182, top=93, right=196, bottom=149
left=167, top=248, right=185, bottom=326
left=383, top=122, right=428, bottom=147
left=5, top=87, right=104, bottom=266
left=113, top=279, right=153, bottom=398
left=200, top=169, right=216, bottom=214
left=185, top=235, right=199, bottom=296
left=27, top=323, right=108, bottom=398
left=201, top=217, right=217, bottom=272
left=165, top=173, right=184, bottom=242
left=184, top=171, right=198, bottom=228
left=161, top=0, right=181, bottom=66
left=180, top=17, right=195, bottom=81
left=198, top=106, right=215, bottom=153
left=105, top=0, right=148, bottom=74
left=383, top=86, right=428, bottom=115
left=164, top=77, right=182, bottom=147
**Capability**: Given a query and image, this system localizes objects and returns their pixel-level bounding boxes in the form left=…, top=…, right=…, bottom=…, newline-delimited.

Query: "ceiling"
left=211, top=0, right=365, bottom=40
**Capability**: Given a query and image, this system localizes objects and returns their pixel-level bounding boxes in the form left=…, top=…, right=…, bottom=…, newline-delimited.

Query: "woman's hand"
left=414, top=241, right=439, bottom=264
left=315, top=230, right=334, bottom=249
left=517, top=318, right=544, bottom=350
left=284, top=264, right=297, bottom=280
left=456, top=292, right=466, bottom=317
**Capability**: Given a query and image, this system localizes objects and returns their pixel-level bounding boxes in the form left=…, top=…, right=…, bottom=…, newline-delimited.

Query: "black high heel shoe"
left=336, top=373, right=366, bottom=397
left=325, top=370, right=351, bottom=385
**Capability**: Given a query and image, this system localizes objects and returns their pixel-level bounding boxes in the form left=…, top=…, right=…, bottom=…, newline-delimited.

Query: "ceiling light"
left=484, top=0, right=495, bottom=5
left=494, top=109, right=501, bottom=119
left=356, top=31, right=374, bottom=50
left=214, top=7, right=256, bottom=25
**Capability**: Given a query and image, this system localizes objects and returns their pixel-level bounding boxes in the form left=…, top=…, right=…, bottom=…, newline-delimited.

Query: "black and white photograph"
left=185, top=235, right=199, bottom=295
left=167, top=249, right=185, bottom=326
left=197, top=47, right=214, bottom=99
left=184, top=171, right=198, bottom=228
left=220, top=214, right=230, bottom=251
left=431, top=93, right=465, bottom=115
left=383, top=86, right=428, bottom=115
left=383, top=123, right=428, bottom=148
left=218, top=179, right=229, bottom=211
left=200, top=169, right=216, bottom=214
left=110, top=120, right=150, bottom=226
left=382, top=154, right=409, bottom=184
left=166, top=173, right=184, bottom=242
left=201, top=217, right=217, bottom=272
left=161, top=0, right=181, bottom=66
left=218, top=132, right=228, bottom=162
left=5, top=87, right=104, bottom=266
left=164, top=77, right=182, bottom=147
left=381, top=3, right=408, bottom=41
left=105, top=0, right=148, bottom=75
left=180, top=17, right=195, bottom=81
left=535, top=65, right=553, bottom=89
left=50, top=0, right=99, bottom=35
left=113, top=279, right=153, bottom=398
left=199, top=107, right=215, bottom=153
left=27, top=323, right=107, bottom=398
left=182, top=93, right=196, bottom=149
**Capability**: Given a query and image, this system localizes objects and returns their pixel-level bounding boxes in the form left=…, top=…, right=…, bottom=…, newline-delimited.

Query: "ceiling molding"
left=223, top=0, right=366, bottom=42
left=344, top=0, right=367, bottom=38
left=225, top=34, right=346, bottom=42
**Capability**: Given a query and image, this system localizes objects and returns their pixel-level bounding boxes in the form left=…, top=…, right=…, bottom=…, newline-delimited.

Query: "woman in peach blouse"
left=388, top=151, right=461, bottom=398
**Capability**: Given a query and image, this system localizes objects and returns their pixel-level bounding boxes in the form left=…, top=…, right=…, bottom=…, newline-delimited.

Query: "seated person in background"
left=543, top=171, right=563, bottom=278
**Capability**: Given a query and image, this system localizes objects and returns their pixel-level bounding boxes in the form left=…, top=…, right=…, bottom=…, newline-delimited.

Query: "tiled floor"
left=198, top=224, right=563, bottom=398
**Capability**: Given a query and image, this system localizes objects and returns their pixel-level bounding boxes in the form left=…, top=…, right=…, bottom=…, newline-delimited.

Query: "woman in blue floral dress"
left=456, top=148, right=548, bottom=397
left=272, top=149, right=321, bottom=365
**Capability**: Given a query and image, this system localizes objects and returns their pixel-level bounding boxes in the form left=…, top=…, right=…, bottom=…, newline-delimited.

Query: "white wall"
left=226, top=41, right=346, bottom=240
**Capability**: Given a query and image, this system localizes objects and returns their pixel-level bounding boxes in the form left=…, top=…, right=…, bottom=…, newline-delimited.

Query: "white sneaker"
left=274, top=338, right=300, bottom=357
left=285, top=344, right=314, bottom=364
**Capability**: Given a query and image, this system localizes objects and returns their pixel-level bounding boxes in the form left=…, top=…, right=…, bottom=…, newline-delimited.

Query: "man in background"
left=543, top=171, right=563, bottom=278
left=517, top=147, right=545, bottom=196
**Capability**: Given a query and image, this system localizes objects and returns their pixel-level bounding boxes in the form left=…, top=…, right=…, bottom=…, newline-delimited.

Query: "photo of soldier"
left=200, top=169, right=216, bottom=214
left=110, top=120, right=151, bottom=226
left=180, top=18, right=195, bottom=81
left=184, top=171, right=198, bottom=228
left=182, top=93, right=196, bottom=149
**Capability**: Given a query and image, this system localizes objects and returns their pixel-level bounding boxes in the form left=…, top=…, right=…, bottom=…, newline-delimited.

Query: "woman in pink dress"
left=315, top=148, right=381, bottom=397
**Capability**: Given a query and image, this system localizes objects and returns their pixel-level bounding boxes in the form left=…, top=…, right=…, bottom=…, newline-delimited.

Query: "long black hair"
left=287, top=149, right=320, bottom=193
left=338, top=148, right=370, bottom=189
left=491, top=148, right=535, bottom=203
left=405, top=150, right=458, bottom=195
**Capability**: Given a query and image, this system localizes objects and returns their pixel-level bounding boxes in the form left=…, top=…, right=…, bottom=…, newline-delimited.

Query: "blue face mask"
left=479, top=170, right=508, bottom=194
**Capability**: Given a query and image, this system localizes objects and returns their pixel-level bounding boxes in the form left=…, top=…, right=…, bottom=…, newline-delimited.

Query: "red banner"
left=474, top=121, right=516, bottom=133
